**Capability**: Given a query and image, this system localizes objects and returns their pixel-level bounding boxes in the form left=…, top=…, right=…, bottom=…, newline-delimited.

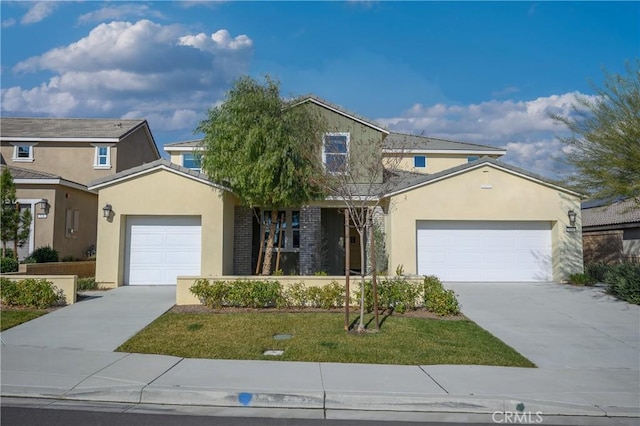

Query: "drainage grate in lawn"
left=273, top=334, right=293, bottom=340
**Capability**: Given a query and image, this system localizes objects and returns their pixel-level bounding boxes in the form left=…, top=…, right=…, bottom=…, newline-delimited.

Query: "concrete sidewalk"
left=1, top=284, right=639, bottom=423
left=1, top=345, right=638, bottom=423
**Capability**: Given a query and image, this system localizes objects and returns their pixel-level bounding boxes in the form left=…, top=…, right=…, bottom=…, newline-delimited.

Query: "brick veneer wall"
left=233, top=206, right=253, bottom=275
left=299, top=206, right=321, bottom=275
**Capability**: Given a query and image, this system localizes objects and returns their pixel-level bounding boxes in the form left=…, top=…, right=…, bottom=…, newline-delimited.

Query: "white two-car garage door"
left=417, top=221, right=552, bottom=282
left=125, top=216, right=201, bottom=285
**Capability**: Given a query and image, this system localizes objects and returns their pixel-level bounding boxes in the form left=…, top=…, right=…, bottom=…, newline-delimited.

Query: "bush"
left=1, top=256, right=18, bottom=273
left=568, top=272, right=596, bottom=286
left=585, top=262, right=609, bottom=282
left=77, top=277, right=97, bottom=291
left=283, top=281, right=308, bottom=307
left=190, top=279, right=284, bottom=308
left=355, top=276, right=423, bottom=314
left=604, top=263, right=640, bottom=305
left=2, top=248, right=15, bottom=259
left=0, top=277, right=64, bottom=308
left=306, top=281, right=345, bottom=309
left=28, top=246, right=59, bottom=263
left=423, top=275, right=460, bottom=316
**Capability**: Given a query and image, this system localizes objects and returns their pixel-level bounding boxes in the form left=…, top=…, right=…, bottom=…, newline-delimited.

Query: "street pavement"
left=1, top=283, right=638, bottom=424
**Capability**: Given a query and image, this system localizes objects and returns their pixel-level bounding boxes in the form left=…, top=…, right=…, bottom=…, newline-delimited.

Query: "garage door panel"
left=417, top=221, right=552, bottom=282
left=126, top=216, right=201, bottom=285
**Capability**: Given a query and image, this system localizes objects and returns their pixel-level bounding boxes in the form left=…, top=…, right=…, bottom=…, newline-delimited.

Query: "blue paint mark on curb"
left=238, top=392, right=253, bottom=406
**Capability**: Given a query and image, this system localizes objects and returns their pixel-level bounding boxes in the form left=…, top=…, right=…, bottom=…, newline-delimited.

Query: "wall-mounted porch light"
left=102, top=203, right=112, bottom=219
left=567, top=210, right=577, bottom=227
left=36, top=199, right=49, bottom=212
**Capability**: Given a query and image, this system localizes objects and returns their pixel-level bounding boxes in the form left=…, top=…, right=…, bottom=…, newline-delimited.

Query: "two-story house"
left=89, top=96, right=583, bottom=287
left=0, top=118, right=160, bottom=260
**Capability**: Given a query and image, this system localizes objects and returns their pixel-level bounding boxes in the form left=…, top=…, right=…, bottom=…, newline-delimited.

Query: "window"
left=262, top=210, right=300, bottom=251
left=182, top=153, right=201, bottom=171
left=11, top=143, right=36, bottom=162
left=414, top=155, right=426, bottom=168
left=65, top=209, right=80, bottom=239
left=92, top=143, right=113, bottom=169
left=467, top=156, right=479, bottom=163
left=323, top=133, right=349, bottom=173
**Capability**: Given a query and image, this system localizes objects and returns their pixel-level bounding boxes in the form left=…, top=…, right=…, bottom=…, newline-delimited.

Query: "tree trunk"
left=275, top=213, right=285, bottom=272
left=261, top=209, right=278, bottom=275
left=357, top=227, right=366, bottom=333
left=255, top=219, right=265, bottom=274
left=344, top=209, right=350, bottom=332
left=370, top=215, right=379, bottom=330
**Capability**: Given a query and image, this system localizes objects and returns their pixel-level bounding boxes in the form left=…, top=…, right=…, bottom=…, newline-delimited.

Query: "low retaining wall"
left=25, top=261, right=95, bottom=278
left=2, top=275, right=77, bottom=305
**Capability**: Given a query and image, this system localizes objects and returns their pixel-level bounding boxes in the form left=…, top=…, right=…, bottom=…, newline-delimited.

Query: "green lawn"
left=1, top=310, right=47, bottom=331
left=117, top=312, right=535, bottom=367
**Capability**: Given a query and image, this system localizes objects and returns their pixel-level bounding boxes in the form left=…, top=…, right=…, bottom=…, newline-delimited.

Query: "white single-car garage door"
left=125, top=216, right=201, bottom=285
left=417, top=221, right=552, bottom=282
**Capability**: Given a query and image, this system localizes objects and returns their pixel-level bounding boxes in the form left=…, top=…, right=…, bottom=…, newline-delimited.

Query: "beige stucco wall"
left=383, top=153, right=502, bottom=174
left=386, top=164, right=583, bottom=282
left=116, top=126, right=160, bottom=171
left=3, top=275, right=77, bottom=305
left=168, top=152, right=183, bottom=165
left=52, top=186, right=98, bottom=260
left=94, top=169, right=236, bottom=287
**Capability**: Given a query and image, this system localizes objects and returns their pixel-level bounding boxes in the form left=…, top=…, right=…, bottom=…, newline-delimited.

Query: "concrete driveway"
left=0, top=286, right=175, bottom=352
left=445, top=282, right=640, bottom=370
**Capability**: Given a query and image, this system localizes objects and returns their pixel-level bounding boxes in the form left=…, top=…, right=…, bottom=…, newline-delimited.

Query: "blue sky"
left=1, top=1, right=638, bottom=178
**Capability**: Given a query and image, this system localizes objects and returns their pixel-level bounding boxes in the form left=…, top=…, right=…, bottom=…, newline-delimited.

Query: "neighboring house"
left=90, top=95, right=583, bottom=287
left=0, top=118, right=160, bottom=260
left=582, top=198, right=640, bottom=264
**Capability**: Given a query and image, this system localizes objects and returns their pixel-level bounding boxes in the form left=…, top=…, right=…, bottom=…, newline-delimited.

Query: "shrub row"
left=0, top=277, right=64, bottom=309
left=356, top=275, right=460, bottom=316
left=585, top=262, right=640, bottom=305
left=190, top=275, right=461, bottom=316
left=1, top=256, right=18, bottom=273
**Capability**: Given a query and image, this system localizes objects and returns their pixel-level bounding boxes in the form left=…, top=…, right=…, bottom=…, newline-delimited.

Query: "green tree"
left=555, top=61, right=640, bottom=202
left=197, top=76, right=326, bottom=275
left=0, top=168, right=32, bottom=259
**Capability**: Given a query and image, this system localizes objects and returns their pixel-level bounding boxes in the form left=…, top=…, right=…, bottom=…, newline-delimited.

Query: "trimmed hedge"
left=190, top=275, right=460, bottom=316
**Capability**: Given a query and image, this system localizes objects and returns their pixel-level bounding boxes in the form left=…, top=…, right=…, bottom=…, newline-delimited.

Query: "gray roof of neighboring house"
left=581, top=198, right=640, bottom=227
left=384, top=132, right=506, bottom=152
left=164, top=139, right=203, bottom=148
left=88, top=159, right=225, bottom=190
left=0, top=117, right=148, bottom=139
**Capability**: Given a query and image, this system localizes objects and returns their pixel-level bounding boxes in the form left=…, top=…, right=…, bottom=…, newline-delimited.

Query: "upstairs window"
left=323, top=133, right=349, bottom=173
left=414, top=155, right=426, bottom=168
left=92, top=143, right=114, bottom=169
left=11, top=143, right=36, bottom=162
left=182, top=153, right=202, bottom=171
left=467, top=156, right=479, bottom=163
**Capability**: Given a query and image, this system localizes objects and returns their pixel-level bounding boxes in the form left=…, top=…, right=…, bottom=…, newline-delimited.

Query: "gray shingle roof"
left=164, top=139, right=203, bottom=148
left=88, top=159, right=227, bottom=190
left=0, top=164, right=60, bottom=180
left=0, top=117, right=147, bottom=139
left=384, top=132, right=505, bottom=152
left=581, top=198, right=640, bottom=227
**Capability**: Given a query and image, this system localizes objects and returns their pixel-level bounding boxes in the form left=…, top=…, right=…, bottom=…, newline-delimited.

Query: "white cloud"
left=377, top=92, right=596, bottom=178
left=3, top=19, right=253, bottom=126
left=78, top=5, right=166, bottom=25
left=2, top=18, right=16, bottom=28
left=21, top=2, right=57, bottom=25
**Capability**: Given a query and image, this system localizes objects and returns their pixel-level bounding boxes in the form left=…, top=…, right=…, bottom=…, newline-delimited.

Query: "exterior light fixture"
left=568, top=210, right=577, bottom=227
left=36, top=199, right=49, bottom=212
left=102, top=204, right=112, bottom=219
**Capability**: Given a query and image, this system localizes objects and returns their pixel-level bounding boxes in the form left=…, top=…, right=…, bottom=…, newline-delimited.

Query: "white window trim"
left=15, top=199, right=37, bottom=257
left=414, top=155, right=427, bottom=168
left=182, top=153, right=202, bottom=172
left=11, top=142, right=37, bottom=162
left=91, top=143, right=115, bottom=169
left=322, top=132, right=350, bottom=174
